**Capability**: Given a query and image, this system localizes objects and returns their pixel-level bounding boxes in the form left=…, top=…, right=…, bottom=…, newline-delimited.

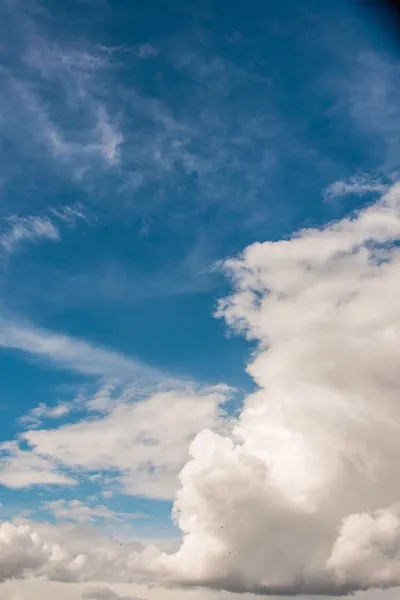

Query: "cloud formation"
left=323, top=173, right=389, bottom=202
left=1, top=184, right=400, bottom=595
left=1, top=384, right=230, bottom=498
left=0, top=215, right=59, bottom=255
left=0, top=204, right=89, bottom=257
left=158, top=182, right=400, bottom=595
left=0, top=1, right=123, bottom=188
left=3, top=183, right=400, bottom=595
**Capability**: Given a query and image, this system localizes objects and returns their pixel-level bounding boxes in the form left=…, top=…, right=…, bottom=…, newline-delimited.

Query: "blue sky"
left=1, top=0, right=400, bottom=598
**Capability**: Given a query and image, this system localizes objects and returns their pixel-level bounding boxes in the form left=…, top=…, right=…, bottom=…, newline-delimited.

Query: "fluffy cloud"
left=0, top=520, right=154, bottom=584
left=157, top=183, right=400, bottom=595
left=1, top=384, right=231, bottom=499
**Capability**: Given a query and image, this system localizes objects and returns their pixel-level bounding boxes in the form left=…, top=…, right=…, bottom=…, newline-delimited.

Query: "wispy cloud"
left=0, top=313, right=167, bottom=383
left=323, top=173, right=389, bottom=202
left=0, top=215, right=59, bottom=255
left=339, top=51, right=400, bottom=170
left=0, top=204, right=90, bottom=257
left=0, top=3, right=123, bottom=184
left=18, top=398, right=78, bottom=428
left=134, top=44, right=158, bottom=59
left=49, top=203, right=91, bottom=225
left=43, top=499, right=145, bottom=525
left=5, top=78, right=122, bottom=173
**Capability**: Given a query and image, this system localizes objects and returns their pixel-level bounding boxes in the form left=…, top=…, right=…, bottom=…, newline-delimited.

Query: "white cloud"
left=323, top=174, right=388, bottom=202
left=44, top=500, right=145, bottom=525
left=0, top=520, right=152, bottom=584
left=0, top=315, right=166, bottom=382
left=19, top=400, right=75, bottom=428
left=50, top=204, right=91, bottom=225
left=154, top=182, right=400, bottom=595
left=0, top=215, right=59, bottom=255
left=327, top=505, right=400, bottom=590
left=2, top=384, right=231, bottom=499
left=0, top=204, right=90, bottom=258
left=0, top=442, right=76, bottom=489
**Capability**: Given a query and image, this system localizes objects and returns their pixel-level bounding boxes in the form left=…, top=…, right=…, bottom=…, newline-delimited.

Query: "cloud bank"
left=3, top=184, right=400, bottom=595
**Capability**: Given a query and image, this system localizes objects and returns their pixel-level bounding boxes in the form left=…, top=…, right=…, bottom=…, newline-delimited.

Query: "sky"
left=1, top=0, right=400, bottom=599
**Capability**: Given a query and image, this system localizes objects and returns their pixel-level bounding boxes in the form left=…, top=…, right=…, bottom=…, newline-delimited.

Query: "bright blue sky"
left=0, top=0, right=399, bottom=542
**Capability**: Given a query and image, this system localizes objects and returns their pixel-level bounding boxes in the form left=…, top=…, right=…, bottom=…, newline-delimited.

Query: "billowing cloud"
left=157, top=182, right=400, bottom=595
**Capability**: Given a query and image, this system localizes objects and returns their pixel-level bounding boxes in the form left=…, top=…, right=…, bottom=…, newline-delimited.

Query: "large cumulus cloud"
left=160, top=183, right=400, bottom=595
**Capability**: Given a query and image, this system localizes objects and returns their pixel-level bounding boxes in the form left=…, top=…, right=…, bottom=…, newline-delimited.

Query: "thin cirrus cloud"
left=0, top=215, right=59, bottom=255
left=0, top=3, right=123, bottom=184
left=323, top=173, right=389, bottom=202
left=0, top=205, right=88, bottom=256
left=0, top=0, right=292, bottom=226
left=0, top=313, right=167, bottom=383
